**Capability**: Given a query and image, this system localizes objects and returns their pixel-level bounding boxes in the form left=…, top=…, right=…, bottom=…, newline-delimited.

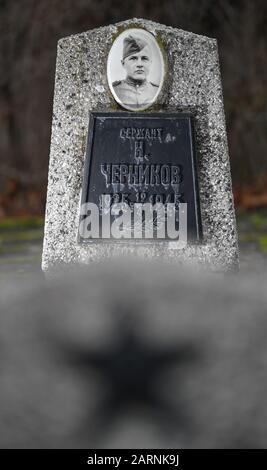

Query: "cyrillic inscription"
left=100, top=164, right=182, bottom=187
left=80, top=112, right=202, bottom=241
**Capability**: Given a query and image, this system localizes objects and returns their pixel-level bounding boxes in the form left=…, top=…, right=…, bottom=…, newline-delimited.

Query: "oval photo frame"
left=107, top=28, right=165, bottom=111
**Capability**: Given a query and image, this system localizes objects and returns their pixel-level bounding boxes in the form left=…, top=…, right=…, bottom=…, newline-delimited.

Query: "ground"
left=0, top=210, right=267, bottom=448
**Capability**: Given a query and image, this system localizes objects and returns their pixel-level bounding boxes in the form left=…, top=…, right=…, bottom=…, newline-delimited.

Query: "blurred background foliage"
left=0, top=0, right=267, bottom=217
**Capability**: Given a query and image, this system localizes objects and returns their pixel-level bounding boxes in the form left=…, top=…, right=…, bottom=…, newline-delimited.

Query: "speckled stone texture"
left=42, top=18, right=239, bottom=272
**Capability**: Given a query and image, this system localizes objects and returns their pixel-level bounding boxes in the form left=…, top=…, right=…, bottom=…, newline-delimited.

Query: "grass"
left=0, top=228, right=43, bottom=244
left=0, top=217, right=44, bottom=264
left=236, top=209, right=267, bottom=254
left=0, top=216, right=44, bottom=231
left=258, top=236, right=267, bottom=253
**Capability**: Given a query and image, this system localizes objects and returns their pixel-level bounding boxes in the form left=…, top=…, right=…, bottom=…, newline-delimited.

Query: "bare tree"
left=214, top=0, right=267, bottom=185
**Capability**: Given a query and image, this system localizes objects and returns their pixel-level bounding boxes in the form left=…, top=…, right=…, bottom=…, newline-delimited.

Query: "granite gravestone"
left=42, top=18, right=239, bottom=271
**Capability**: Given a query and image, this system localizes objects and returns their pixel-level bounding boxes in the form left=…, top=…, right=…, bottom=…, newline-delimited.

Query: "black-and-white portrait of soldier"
left=107, top=28, right=165, bottom=111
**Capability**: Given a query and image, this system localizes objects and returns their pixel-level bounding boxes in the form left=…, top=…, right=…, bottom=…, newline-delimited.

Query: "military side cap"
left=122, top=35, right=148, bottom=60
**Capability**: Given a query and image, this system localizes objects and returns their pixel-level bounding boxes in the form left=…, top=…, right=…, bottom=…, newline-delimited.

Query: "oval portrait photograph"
left=107, top=28, right=165, bottom=111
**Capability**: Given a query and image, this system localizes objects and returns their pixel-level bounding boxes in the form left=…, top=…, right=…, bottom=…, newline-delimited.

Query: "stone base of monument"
left=42, top=18, right=239, bottom=272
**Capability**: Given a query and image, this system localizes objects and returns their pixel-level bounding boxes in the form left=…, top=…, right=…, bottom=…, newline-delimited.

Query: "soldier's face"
left=122, top=46, right=152, bottom=81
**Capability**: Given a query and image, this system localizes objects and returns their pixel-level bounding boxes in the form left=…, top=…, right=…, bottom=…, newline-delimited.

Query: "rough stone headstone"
left=42, top=18, right=239, bottom=272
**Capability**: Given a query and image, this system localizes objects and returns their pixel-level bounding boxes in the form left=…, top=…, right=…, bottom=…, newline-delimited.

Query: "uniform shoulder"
left=112, top=80, right=122, bottom=87
left=150, top=82, right=159, bottom=88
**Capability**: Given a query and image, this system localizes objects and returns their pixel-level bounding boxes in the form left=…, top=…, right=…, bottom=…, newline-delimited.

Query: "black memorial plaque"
left=79, top=112, right=202, bottom=242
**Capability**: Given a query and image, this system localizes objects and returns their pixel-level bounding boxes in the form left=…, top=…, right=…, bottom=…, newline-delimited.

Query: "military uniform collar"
left=125, top=77, right=148, bottom=88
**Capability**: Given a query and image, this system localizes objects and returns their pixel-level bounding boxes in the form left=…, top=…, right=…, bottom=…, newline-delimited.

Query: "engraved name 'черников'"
left=101, top=163, right=182, bottom=187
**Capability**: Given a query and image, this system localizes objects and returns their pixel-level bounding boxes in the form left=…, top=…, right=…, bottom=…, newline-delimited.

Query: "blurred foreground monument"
left=42, top=18, right=239, bottom=272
